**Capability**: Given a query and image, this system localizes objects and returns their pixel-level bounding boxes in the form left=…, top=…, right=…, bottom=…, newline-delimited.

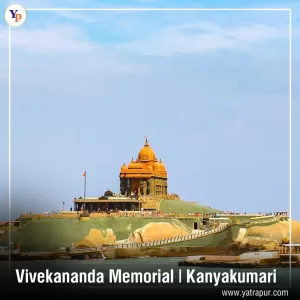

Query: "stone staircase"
left=71, top=223, right=231, bottom=252
left=112, top=223, right=229, bottom=249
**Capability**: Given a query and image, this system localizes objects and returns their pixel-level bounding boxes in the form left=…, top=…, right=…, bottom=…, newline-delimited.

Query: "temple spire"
left=144, top=136, right=149, bottom=146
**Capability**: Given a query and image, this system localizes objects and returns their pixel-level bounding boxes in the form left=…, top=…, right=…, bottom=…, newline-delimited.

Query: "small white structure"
left=238, top=251, right=278, bottom=260
left=185, top=255, right=205, bottom=261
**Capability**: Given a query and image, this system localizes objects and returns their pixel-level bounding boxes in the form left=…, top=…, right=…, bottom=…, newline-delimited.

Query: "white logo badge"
left=4, top=4, right=27, bottom=27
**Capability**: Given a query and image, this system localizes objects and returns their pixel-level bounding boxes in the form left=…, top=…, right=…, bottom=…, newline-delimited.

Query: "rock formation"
left=75, top=228, right=116, bottom=248
left=238, top=220, right=300, bottom=250
left=127, top=222, right=191, bottom=243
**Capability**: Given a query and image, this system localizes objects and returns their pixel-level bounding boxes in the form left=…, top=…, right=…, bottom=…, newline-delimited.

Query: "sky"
left=0, top=0, right=299, bottom=221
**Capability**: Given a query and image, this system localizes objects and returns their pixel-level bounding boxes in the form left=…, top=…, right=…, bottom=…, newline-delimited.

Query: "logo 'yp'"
left=5, top=4, right=27, bottom=27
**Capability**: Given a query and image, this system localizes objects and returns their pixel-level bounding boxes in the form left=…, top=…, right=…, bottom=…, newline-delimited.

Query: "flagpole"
left=83, top=171, right=86, bottom=211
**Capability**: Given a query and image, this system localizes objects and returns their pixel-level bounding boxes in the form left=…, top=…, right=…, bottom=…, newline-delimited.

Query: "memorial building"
left=74, top=137, right=178, bottom=212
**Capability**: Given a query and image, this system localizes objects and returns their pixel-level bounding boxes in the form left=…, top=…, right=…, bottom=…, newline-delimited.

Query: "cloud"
left=0, top=22, right=148, bottom=78
left=115, top=22, right=289, bottom=56
left=1, top=25, right=94, bottom=53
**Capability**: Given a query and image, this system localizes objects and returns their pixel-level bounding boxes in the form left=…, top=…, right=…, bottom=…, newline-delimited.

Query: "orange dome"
left=138, top=137, right=156, bottom=161
left=153, top=161, right=160, bottom=170
left=121, top=163, right=128, bottom=172
left=158, top=159, right=166, bottom=170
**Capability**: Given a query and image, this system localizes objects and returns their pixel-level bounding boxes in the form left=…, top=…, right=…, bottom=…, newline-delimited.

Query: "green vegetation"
left=1, top=200, right=224, bottom=252
left=18, top=218, right=35, bottom=226
left=2, top=217, right=192, bottom=252
left=158, top=200, right=221, bottom=214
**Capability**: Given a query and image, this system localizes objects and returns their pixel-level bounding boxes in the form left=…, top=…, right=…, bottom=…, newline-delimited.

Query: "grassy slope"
left=4, top=218, right=192, bottom=252
left=1, top=200, right=242, bottom=251
left=4, top=217, right=237, bottom=251
left=158, top=200, right=221, bottom=214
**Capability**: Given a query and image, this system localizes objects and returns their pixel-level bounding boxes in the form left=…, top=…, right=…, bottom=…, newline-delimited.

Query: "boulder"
left=128, top=222, right=190, bottom=243
left=75, top=228, right=116, bottom=248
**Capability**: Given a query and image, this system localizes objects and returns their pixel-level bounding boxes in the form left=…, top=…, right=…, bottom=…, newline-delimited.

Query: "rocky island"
left=0, top=138, right=298, bottom=260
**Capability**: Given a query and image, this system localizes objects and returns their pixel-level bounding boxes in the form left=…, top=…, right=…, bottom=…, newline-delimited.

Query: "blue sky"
left=0, top=0, right=299, bottom=220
